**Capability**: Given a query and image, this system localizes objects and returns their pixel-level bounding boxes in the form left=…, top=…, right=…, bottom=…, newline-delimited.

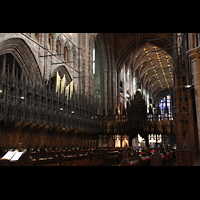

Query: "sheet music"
left=1, top=150, right=16, bottom=160
left=10, top=151, right=23, bottom=162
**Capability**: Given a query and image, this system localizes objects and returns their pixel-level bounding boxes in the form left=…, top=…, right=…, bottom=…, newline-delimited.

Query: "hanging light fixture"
left=0, top=83, right=3, bottom=93
left=20, top=90, right=25, bottom=100
left=72, top=106, right=74, bottom=114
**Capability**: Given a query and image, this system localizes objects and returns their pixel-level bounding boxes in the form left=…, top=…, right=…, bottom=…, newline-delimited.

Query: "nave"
left=0, top=33, right=200, bottom=166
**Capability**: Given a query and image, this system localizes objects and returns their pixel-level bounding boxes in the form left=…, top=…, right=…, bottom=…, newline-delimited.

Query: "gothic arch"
left=154, top=89, right=171, bottom=106
left=48, top=33, right=53, bottom=51
left=51, top=64, right=72, bottom=85
left=57, top=33, right=65, bottom=44
left=56, top=39, right=61, bottom=56
left=65, top=40, right=71, bottom=50
left=94, top=33, right=116, bottom=115
left=0, top=37, right=42, bottom=84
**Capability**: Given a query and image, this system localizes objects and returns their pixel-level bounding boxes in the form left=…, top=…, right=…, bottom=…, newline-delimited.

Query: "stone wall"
left=0, top=33, right=96, bottom=103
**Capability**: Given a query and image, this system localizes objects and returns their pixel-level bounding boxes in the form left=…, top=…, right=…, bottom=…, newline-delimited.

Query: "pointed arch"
left=0, top=37, right=42, bottom=84
left=48, top=33, right=53, bottom=51
left=51, top=64, right=72, bottom=85
left=94, top=33, right=116, bottom=115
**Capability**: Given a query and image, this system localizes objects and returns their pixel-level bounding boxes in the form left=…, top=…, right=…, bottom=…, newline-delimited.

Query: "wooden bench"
left=0, top=145, right=137, bottom=166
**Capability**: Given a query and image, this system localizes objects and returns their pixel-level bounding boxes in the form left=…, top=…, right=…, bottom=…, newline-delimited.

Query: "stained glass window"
left=158, top=94, right=173, bottom=121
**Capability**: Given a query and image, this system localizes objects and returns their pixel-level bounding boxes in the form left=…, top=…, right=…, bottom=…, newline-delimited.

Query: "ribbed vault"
left=131, top=43, right=174, bottom=98
left=115, top=33, right=174, bottom=100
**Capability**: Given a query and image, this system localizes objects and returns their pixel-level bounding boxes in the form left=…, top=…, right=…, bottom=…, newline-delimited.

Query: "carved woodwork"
left=0, top=53, right=101, bottom=149
left=151, top=149, right=162, bottom=166
left=173, top=33, right=198, bottom=166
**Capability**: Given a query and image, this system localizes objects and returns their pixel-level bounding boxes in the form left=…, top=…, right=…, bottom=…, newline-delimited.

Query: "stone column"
left=122, top=65, right=127, bottom=109
left=52, top=36, right=56, bottom=54
left=43, top=33, right=48, bottom=48
left=116, top=71, right=120, bottom=112
left=133, top=73, right=137, bottom=96
left=194, top=33, right=198, bottom=48
left=60, top=42, right=64, bottom=60
left=188, top=33, right=195, bottom=49
left=129, top=68, right=133, bottom=99
left=198, top=33, right=200, bottom=47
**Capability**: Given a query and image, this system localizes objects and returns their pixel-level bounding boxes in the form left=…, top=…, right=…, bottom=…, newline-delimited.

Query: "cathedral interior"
left=0, top=33, right=199, bottom=166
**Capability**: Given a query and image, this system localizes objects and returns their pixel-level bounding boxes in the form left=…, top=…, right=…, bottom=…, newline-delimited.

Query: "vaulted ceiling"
left=130, top=43, right=173, bottom=98
left=113, top=33, right=174, bottom=99
left=95, top=33, right=174, bottom=107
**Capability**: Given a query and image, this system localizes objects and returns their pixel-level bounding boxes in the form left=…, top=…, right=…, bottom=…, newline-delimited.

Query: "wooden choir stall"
left=0, top=142, right=175, bottom=166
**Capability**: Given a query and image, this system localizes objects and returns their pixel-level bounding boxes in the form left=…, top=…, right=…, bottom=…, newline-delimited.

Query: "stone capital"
left=187, top=46, right=200, bottom=62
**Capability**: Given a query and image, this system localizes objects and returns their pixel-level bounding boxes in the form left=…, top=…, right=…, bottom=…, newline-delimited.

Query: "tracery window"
left=56, top=40, right=61, bottom=57
left=64, top=46, right=68, bottom=62
left=48, top=34, right=53, bottom=51
left=158, top=94, right=173, bottom=121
